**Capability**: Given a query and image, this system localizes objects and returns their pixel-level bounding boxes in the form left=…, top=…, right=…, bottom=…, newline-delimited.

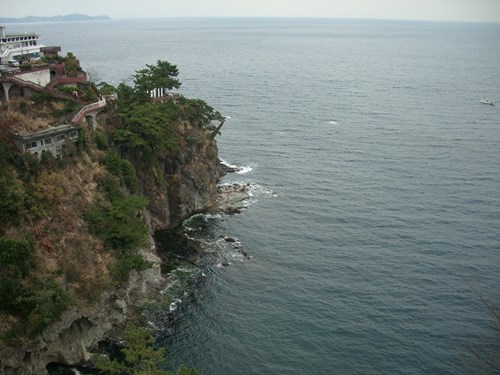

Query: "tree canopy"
left=133, top=60, right=181, bottom=96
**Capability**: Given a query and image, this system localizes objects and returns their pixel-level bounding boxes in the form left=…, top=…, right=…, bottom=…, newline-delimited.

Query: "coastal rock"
left=136, top=122, right=221, bottom=230
left=218, top=160, right=240, bottom=176
left=0, top=102, right=227, bottom=373
left=215, top=183, right=251, bottom=214
left=0, top=241, right=168, bottom=375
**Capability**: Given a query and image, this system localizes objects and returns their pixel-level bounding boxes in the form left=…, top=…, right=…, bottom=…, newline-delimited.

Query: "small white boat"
left=480, top=98, right=495, bottom=106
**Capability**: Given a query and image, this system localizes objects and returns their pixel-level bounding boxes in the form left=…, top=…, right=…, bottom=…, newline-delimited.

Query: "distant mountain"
left=0, top=13, right=111, bottom=23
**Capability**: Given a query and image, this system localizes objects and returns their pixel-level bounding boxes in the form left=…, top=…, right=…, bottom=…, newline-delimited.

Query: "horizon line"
left=2, top=15, right=500, bottom=25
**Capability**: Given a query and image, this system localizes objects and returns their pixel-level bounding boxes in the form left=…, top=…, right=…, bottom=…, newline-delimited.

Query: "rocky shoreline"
left=0, top=159, right=251, bottom=374
left=215, top=183, right=252, bottom=214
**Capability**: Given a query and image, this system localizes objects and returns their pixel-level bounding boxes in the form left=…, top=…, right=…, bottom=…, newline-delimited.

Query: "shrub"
left=0, top=172, right=25, bottom=228
left=94, top=130, right=109, bottom=150
left=56, top=85, right=77, bottom=93
left=85, top=194, right=148, bottom=252
left=31, top=92, right=53, bottom=104
left=95, top=324, right=198, bottom=375
left=18, top=100, right=28, bottom=113
left=84, top=177, right=150, bottom=283
left=104, top=151, right=138, bottom=193
left=0, top=237, right=34, bottom=278
left=112, top=253, right=152, bottom=283
left=20, top=279, right=69, bottom=337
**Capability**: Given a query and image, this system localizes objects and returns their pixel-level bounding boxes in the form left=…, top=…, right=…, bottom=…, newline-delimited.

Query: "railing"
left=0, top=75, right=86, bottom=103
left=71, top=98, right=107, bottom=123
left=47, top=75, right=87, bottom=90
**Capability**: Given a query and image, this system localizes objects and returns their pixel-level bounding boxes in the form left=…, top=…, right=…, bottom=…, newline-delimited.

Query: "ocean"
left=8, top=18, right=500, bottom=374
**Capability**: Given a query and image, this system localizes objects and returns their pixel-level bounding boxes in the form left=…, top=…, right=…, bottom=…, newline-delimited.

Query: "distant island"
left=0, top=13, right=111, bottom=23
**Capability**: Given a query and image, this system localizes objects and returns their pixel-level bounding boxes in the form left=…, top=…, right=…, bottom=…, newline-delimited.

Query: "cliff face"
left=0, top=246, right=166, bottom=375
left=0, top=110, right=223, bottom=374
left=140, top=122, right=221, bottom=230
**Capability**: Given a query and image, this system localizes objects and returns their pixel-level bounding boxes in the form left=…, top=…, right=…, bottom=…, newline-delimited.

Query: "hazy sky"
left=1, top=0, right=500, bottom=22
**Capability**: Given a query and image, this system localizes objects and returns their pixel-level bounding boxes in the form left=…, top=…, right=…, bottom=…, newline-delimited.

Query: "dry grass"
left=0, top=98, right=59, bottom=134
left=4, top=152, right=117, bottom=305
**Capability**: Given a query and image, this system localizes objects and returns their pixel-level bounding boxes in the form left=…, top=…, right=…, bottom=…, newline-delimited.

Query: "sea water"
left=9, top=18, right=500, bottom=374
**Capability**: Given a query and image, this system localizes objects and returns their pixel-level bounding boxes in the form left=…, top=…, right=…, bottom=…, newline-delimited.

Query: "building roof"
left=12, top=124, right=80, bottom=141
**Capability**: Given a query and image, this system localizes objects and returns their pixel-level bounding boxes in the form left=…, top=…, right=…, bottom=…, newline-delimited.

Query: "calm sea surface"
left=9, top=18, right=500, bottom=374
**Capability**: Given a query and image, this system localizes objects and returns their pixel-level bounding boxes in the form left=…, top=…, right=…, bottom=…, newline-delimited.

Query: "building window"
left=68, top=131, right=78, bottom=139
left=25, top=141, right=37, bottom=149
left=40, top=137, right=53, bottom=146
left=55, top=134, right=65, bottom=142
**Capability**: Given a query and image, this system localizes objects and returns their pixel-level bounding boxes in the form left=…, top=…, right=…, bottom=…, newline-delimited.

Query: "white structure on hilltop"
left=0, top=26, right=44, bottom=65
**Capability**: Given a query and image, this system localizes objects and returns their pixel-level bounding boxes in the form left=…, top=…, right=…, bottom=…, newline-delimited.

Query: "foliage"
left=0, top=237, right=34, bottom=279
left=63, top=52, right=80, bottom=77
left=94, top=129, right=109, bottom=150
left=81, top=82, right=98, bottom=102
left=98, top=81, right=117, bottom=96
left=84, top=177, right=150, bottom=283
left=113, top=101, right=180, bottom=164
left=112, top=253, right=151, bottom=283
left=56, top=85, right=77, bottom=93
left=31, top=92, right=53, bottom=104
left=116, top=82, right=137, bottom=105
left=18, top=278, right=69, bottom=337
left=0, top=174, right=25, bottom=229
left=65, top=62, right=78, bottom=76
left=0, top=143, right=25, bottom=228
left=0, top=238, right=68, bottom=339
left=85, top=192, right=149, bottom=253
left=178, top=98, right=224, bottom=128
left=18, top=100, right=28, bottom=113
left=104, top=151, right=138, bottom=193
left=95, top=324, right=198, bottom=375
left=133, top=60, right=181, bottom=98
left=51, top=100, right=80, bottom=118
left=32, top=171, right=65, bottom=208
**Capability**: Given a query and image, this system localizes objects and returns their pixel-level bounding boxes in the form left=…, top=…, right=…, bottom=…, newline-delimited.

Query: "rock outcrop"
left=0, top=244, right=166, bottom=375
left=136, top=122, right=221, bottom=231
left=0, top=120, right=223, bottom=375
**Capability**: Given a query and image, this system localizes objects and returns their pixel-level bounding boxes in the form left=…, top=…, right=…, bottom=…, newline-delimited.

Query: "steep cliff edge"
left=0, top=61, right=225, bottom=374
left=137, top=120, right=221, bottom=230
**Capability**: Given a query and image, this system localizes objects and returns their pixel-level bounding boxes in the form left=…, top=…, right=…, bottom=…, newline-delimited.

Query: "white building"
left=0, top=26, right=44, bottom=65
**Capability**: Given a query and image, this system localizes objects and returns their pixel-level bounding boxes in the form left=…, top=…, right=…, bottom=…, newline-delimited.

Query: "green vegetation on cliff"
left=0, top=59, right=224, bottom=350
left=96, top=324, right=197, bottom=375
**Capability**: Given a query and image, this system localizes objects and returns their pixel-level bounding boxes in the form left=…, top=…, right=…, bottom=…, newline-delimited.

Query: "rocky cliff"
left=138, top=121, right=221, bottom=231
left=0, top=66, right=225, bottom=374
left=0, top=246, right=165, bottom=375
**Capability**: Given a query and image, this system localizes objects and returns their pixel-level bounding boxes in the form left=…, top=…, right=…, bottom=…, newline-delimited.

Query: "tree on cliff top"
left=133, top=60, right=181, bottom=97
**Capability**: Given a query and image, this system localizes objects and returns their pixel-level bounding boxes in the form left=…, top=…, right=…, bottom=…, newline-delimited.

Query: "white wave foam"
left=169, top=298, right=182, bottom=313
left=219, top=158, right=238, bottom=169
left=248, top=183, right=277, bottom=198
left=236, top=165, right=253, bottom=174
left=220, top=158, right=255, bottom=175
left=326, top=120, right=338, bottom=125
